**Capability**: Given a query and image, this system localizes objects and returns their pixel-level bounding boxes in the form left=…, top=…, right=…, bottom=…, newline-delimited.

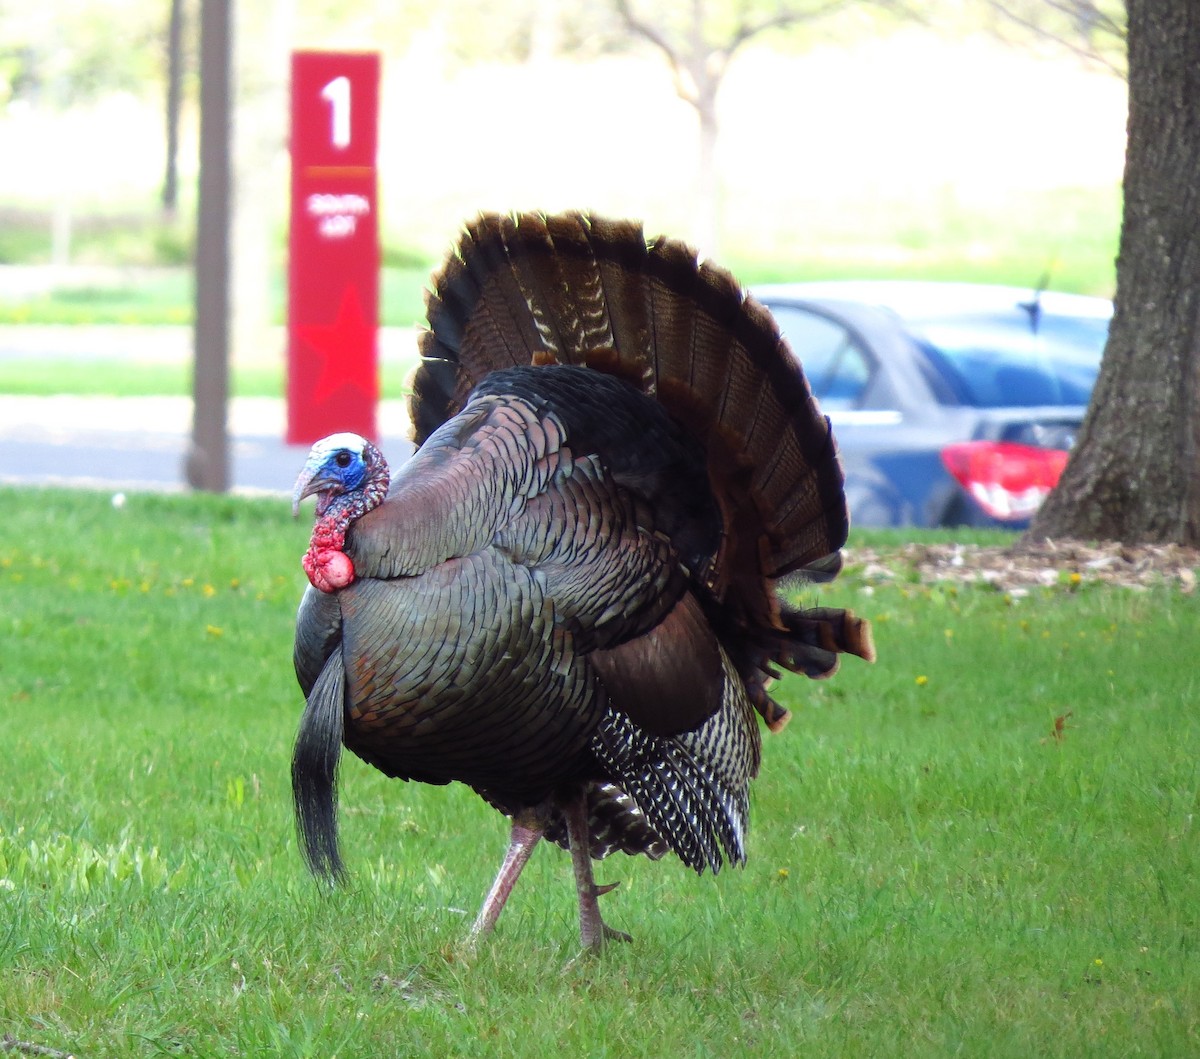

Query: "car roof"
left=752, top=280, right=1113, bottom=322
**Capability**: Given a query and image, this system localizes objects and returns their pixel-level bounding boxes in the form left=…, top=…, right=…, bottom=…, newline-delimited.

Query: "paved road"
left=0, top=394, right=416, bottom=495
left=0, top=325, right=419, bottom=494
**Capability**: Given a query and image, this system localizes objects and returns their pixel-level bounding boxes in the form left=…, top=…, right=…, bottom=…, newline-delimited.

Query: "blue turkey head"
left=292, top=432, right=374, bottom=516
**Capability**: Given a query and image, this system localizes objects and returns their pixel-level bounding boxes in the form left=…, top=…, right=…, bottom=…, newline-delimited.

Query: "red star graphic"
left=297, top=283, right=377, bottom=404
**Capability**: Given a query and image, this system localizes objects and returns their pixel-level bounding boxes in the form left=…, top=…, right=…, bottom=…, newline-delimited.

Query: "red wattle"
left=303, top=514, right=355, bottom=592
left=303, top=547, right=355, bottom=592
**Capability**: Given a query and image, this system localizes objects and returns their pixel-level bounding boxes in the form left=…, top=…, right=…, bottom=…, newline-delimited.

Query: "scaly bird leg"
left=468, top=811, right=544, bottom=945
left=564, top=794, right=632, bottom=950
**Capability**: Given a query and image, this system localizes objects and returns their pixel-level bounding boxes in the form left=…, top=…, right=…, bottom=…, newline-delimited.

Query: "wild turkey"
left=290, top=211, right=873, bottom=950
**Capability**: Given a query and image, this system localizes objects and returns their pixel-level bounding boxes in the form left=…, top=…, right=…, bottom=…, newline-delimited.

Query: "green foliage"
left=440, top=1, right=622, bottom=64
left=1, top=489, right=1197, bottom=1056
left=0, top=213, right=48, bottom=264
left=725, top=183, right=1121, bottom=297
left=0, top=282, right=192, bottom=327
left=0, top=209, right=193, bottom=269
left=0, top=0, right=166, bottom=107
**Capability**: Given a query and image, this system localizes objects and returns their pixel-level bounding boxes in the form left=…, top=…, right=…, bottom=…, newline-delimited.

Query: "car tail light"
left=940, top=441, right=1069, bottom=521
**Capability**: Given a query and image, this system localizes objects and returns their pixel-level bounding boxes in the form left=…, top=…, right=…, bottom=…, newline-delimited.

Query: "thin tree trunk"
left=688, top=0, right=718, bottom=256
left=163, top=0, right=185, bottom=217
left=529, top=0, right=561, bottom=62
left=1029, top=0, right=1200, bottom=545
left=694, top=91, right=720, bottom=257
left=186, top=0, right=232, bottom=493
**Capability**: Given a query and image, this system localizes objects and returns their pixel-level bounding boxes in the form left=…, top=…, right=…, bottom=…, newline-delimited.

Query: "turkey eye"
left=335, top=452, right=353, bottom=468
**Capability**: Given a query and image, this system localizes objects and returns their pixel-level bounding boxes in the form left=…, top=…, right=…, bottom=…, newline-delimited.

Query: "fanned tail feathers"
left=412, top=210, right=848, bottom=583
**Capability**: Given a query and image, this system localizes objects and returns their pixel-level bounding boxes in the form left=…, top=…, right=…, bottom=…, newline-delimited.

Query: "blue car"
left=753, top=281, right=1112, bottom=529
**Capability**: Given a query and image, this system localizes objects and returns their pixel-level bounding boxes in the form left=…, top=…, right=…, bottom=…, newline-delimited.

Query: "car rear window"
left=913, top=314, right=1107, bottom=408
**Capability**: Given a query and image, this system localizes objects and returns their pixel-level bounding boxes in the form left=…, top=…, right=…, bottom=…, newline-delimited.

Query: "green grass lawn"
left=0, top=266, right=434, bottom=329
left=0, top=269, right=194, bottom=326
left=0, top=355, right=420, bottom=401
left=1, top=489, right=1196, bottom=1057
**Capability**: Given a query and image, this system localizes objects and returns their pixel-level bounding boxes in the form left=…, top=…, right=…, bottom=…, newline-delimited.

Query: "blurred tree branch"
left=980, top=0, right=1127, bottom=76
left=612, top=0, right=859, bottom=252
left=614, top=0, right=847, bottom=113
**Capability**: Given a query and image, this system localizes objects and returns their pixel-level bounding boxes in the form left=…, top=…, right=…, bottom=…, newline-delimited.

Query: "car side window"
left=770, top=306, right=872, bottom=409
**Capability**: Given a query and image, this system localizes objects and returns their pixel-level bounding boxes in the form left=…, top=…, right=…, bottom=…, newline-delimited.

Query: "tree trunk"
left=187, top=0, right=232, bottom=493
left=529, top=0, right=561, bottom=63
left=693, top=86, right=720, bottom=257
left=1029, top=0, right=1200, bottom=546
left=162, top=0, right=184, bottom=217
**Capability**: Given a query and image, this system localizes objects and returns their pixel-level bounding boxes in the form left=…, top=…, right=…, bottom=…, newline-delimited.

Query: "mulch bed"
left=846, top=539, right=1200, bottom=595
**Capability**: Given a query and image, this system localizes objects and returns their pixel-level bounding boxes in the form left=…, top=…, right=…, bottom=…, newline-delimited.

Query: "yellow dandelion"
left=777, top=868, right=790, bottom=880
left=182, top=577, right=194, bottom=588
left=915, top=675, right=929, bottom=687
left=1068, top=572, right=1082, bottom=586
left=206, top=624, right=224, bottom=637
left=202, top=584, right=216, bottom=598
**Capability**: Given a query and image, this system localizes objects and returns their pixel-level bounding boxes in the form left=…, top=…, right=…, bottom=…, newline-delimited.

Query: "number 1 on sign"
left=321, top=76, right=351, bottom=149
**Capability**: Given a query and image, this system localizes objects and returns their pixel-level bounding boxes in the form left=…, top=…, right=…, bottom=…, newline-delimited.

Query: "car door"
left=767, top=299, right=960, bottom=527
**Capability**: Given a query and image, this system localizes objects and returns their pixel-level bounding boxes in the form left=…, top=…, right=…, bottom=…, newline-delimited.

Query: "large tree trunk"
left=1029, top=0, right=1200, bottom=546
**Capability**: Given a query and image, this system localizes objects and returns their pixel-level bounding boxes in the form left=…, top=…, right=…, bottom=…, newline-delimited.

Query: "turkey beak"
left=292, top=464, right=331, bottom=516
left=292, top=471, right=314, bottom=517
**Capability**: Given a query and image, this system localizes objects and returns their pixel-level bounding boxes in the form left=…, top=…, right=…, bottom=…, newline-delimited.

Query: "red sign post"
left=287, top=51, right=381, bottom=445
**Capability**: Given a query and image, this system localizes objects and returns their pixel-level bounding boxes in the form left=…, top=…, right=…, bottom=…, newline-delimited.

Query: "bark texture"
left=1030, top=0, right=1200, bottom=545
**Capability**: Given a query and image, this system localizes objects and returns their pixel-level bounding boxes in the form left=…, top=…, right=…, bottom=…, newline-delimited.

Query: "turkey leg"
left=469, top=810, right=544, bottom=943
left=564, top=795, right=632, bottom=949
